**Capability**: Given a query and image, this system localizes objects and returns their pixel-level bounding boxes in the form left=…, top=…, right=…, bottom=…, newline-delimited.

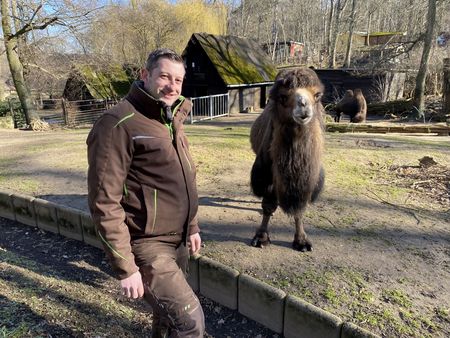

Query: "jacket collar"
left=126, top=80, right=188, bottom=123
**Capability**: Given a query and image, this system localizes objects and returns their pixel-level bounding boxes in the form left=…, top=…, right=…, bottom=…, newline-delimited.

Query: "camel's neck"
left=271, top=117, right=323, bottom=187
left=272, top=118, right=323, bottom=155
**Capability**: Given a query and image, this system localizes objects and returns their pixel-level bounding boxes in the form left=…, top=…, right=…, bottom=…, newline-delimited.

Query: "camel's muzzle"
left=293, top=92, right=314, bottom=124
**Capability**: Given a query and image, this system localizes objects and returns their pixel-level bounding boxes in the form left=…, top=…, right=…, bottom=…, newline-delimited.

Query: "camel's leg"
left=251, top=192, right=277, bottom=248
left=292, top=212, right=312, bottom=252
left=334, top=111, right=341, bottom=123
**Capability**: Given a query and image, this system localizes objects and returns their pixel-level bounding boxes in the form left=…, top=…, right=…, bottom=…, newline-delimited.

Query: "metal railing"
left=189, top=93, right=229, bottom=124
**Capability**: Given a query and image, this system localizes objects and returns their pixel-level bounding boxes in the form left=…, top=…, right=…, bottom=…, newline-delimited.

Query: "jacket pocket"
left=142, top=185, right=158, bottom=235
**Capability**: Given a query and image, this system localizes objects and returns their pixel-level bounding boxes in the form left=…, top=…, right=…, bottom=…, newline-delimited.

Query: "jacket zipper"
left=161, top=98, right=184, bottom=140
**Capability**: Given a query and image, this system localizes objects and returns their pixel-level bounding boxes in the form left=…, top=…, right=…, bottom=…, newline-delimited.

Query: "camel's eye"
left=279, top=94, right=288, bottom=104
left=314, top=92, right=323, bottom=102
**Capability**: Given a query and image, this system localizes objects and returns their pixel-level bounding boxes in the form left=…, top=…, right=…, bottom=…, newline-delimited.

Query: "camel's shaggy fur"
left=250, top=68, right=325, bottom=251
left=334, top=88, right=367, bottom=123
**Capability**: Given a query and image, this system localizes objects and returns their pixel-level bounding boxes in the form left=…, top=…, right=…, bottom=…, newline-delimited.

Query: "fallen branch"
left=365, top=189, right=421, bottom=225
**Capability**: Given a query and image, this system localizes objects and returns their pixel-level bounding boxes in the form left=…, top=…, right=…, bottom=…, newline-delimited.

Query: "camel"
left=334, top=88, right=367, bottom=123
left=250, top=68, right=325, bottom=251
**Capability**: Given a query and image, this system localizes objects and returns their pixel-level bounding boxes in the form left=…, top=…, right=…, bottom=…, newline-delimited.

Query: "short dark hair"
left=145, top=48, right=184, bottom=72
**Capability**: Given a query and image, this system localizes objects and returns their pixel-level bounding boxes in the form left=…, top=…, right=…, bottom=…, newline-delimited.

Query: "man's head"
left=140, top=48, right=185, bottom=106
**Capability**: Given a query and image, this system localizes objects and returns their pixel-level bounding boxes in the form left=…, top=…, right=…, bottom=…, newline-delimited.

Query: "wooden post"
left=443, top=58, right=450, bottom=118
left=8, top=98, right=13, bottom=116
left=62, top=98, right=69, bottom=125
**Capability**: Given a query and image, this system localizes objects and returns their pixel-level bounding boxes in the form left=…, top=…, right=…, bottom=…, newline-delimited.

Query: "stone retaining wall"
left=0, top=189, right=380, bottom=338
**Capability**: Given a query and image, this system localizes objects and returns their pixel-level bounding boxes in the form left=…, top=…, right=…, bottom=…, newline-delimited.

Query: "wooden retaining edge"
left=0, top=189, right=381, bottom=338
left=326, top=122, right=450, bottom=135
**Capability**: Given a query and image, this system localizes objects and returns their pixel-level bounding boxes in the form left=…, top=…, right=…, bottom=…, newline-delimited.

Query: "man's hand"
left=120, top=270, right=144, bottom=299
left=189, top=232, right=202, bottom=255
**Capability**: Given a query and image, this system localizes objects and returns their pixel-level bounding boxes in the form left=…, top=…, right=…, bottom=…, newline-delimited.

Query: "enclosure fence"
left=189, top=93, right=229, bottom=124
left=7, top=93, right=230, bottom=128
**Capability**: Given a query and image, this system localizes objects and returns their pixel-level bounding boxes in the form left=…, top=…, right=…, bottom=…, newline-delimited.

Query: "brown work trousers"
left=132, top=240, right=204, bottom=338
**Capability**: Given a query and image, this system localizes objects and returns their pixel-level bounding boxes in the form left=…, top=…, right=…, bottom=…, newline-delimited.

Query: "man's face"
left=141, top=58, right=185, bottom=106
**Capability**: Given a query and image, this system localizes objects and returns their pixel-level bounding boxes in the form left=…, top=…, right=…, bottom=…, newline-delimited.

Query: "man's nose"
left=167, top=79, right=177, bottom=89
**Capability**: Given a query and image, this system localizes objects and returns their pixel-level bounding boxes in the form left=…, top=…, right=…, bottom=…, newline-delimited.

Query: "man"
left=87, top=49, right=204, bottom=337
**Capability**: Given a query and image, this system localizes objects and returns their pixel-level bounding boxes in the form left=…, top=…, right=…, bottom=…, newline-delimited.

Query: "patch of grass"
left=0, top=323, right=30, bottom=338
left=0, top=176, right=42, bottom=194
left=353, top=310, right=382, bottom=327
left=435, top=306, right=449, bottom=321
left=382, top=289, right=412, bottom=308
left=322, top=286, right=340, bottom=305
left=325, top=155, right=373, bottom=194
left=340, top=269, right=376, bottom=306
left=186, top=126, right=253, bottom=178
left=339, top=213, right=359, bottom=226
left=354, top=226, right=380, bottom=238
left=399, top=309, right=421, bottom=329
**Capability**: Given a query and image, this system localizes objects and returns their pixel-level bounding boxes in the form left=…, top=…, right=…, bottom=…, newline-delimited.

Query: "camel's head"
left=344, top=89, right=354, bottom=98
left=270, top=68, right=324, bottom=125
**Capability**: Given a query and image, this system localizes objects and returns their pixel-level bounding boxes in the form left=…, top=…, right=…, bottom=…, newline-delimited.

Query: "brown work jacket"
left=87, top=81, right=199, bottom=279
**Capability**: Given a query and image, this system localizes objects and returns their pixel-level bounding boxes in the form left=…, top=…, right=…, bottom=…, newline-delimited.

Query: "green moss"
left=77, top=64, right=133, bottom=99
left=195, top=33, right=277, bottom=85
left=368, top=31, right=405, bottom=37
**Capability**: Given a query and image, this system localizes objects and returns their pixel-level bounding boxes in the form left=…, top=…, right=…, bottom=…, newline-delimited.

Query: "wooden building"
left=337, top=31, right=406, bottom=51
left=313, top=68, right=406, bottom=104
left=182, top=33, right=278, bottom=114
left=262, top=40, right=304, bottom=65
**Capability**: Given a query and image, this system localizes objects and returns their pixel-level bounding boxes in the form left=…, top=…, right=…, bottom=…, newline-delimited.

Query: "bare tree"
left=326, top=0, right=335, bottom=56
left=412, top=0, right=437, bottom=114
left=343, top=0, right=357, bottom=68
left=1, top=1, right=57, bottom=125
left=329, top=0, right=349, bottom=68
left=1, top=0, right=97, bottom=127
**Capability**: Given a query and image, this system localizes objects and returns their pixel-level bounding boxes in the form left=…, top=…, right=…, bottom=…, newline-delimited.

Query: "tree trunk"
left=329, top=0, right=348, bottom=68
left=443, top=58, right=450, bottom=116
left=326, top=0, right=335, bottom=56
left=366, top=12, right=371, bottom=47
left=1, top=0, right=38, bottom=126
left=271, top=1, right=279, bottom=62
left=344, top=0, right=357, bottom=68
left=413, top=0, right=437, bottom=114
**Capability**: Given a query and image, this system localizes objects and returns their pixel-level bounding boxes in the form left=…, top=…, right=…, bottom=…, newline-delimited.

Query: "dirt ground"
left=0, top=113, right=449, bottom=337
left=0, top=217, right=276, bottom=337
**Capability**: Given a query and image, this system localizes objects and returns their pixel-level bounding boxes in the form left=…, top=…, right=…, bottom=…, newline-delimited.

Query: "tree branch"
left=11, top=17, right=60, bottom=39
left=26, top=63, right=65, bottom=79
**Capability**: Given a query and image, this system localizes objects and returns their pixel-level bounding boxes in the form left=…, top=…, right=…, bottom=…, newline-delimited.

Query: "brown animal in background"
left=250, top=68, right=325, bottom=251
left=334, top=88, right=367, bottom=123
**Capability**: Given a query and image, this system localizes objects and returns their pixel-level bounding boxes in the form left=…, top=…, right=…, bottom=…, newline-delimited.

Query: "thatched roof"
left=189, top=33, right=277, bottom=86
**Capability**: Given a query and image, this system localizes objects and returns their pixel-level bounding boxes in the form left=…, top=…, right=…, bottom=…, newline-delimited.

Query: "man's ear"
left=140, top=68, right=149, bottom=81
